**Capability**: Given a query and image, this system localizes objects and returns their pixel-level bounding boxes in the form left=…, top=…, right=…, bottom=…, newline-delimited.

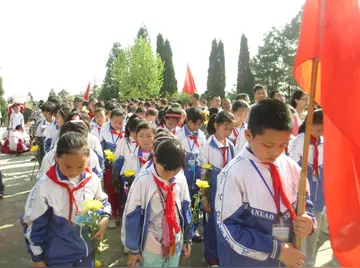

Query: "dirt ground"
left=0, top=150, right=337, bottom=267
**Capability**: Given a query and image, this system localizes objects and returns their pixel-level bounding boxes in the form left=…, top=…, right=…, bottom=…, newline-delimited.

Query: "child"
left=21, top=132, right=111, bottom=267
left=199, top=110, right=236, bottom=267
left=43, top=104, right=71, bottom=153
left=157, top=106, right=182, bottom=135
left=289, top=109, right=324, bottom=267
left=176, top=108, right=206, bottom=242
left=215, top=99, right=315, bottom=267
left=122, top=139, right=192, bottom=267
left=91, top=107, right=107, bottom=140
left=9, top=103, right=25, bottom=130
left=1, top=125, right=29, bottom=154
left=135, top=107, right=146, bottom=119
left=39, top=120, right=103, bottom=180
left=100, top=108, right=125, bottom=229
left=145, top=108, right=158, bottom=124
left=230, top=100, right=249, bottom=153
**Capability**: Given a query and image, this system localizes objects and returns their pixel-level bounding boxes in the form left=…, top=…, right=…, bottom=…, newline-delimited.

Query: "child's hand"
left=293, top=214, right=314, bottom=237
left=278, top=242, right=304, bottom=267
left=127, top=254, right=142, bottom=267
left=182, top=243, right=191, bottom=260
left=92, top=217, right=109, bottom=240
left=202, top=198, right=211, bottom=213
left=32, top=261, right=46, bottom=267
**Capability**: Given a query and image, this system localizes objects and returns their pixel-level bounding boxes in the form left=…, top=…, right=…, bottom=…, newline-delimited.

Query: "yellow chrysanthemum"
left=196, top=179, right=210, bottom=189
left=202, top=164, right=212, bottom=169
left=30, top=145, right=39, bottom=152
left=95, top=260, right=102, bottom=267
left=104, top=149, right=116, bottom=163
left=202, top=111, right=209, bottom=116
left=204, top=121, right=208, bottom=126
left=84, top=199, right=103, bottom=212
left=84, top=109, right=90, bottom=114
left=124, top=169, right=135, bottom=177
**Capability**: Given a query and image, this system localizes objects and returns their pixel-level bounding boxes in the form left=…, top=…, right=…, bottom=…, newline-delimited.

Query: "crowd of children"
left=0, top=86, right=329, bottom=267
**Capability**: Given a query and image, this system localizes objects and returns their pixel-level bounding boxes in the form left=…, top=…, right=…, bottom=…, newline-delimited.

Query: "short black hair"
left=144, top=101, right=152, bottom=108
left=269, top=89, right=281, bottom=99
left=146, top=108, right=158, bottom=117
left=154, top=139, right=185, bottom=172
left=94, top=107, right=106, bottom=115
left=186, top=107, right=204, bottom=123
left=57, top=104, right=72, bottom=120
left=136, top=121, right=156, bottom=135
left=135, top=107, right=146, bottom=114
left=248, top=99, right=293, bottom=137
left=236, top=93, right=249, bottom=101
left=298, top=109, right=323, bottom=134
left=56, top=132, right=90, bottom=158
left=232, top=100, right=249, bottom=112
left=41, top=101, right=56, bottom=115
left=105, top=102, right=120, bottom=112
left=208, top=107, right=219, bottom=118
left=59, top=120, right=89, bottom=137
left=253, top=84, right=264, bottom=94
left=65, top=111, right=90, bottom=130
left=192, top=93, right=200, bottom=100
left=125, top=114, right=143, bottom=137
left=110, top=109, right=125, bottom=118
left=211, top=95, right=220, bottom=100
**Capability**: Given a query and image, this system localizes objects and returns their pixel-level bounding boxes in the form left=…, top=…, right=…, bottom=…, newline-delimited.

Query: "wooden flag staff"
left=294, top=58, right=320, bottom=250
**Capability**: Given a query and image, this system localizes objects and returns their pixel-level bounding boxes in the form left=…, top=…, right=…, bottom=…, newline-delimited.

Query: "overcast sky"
left=0, top=0, right=304, bottom=101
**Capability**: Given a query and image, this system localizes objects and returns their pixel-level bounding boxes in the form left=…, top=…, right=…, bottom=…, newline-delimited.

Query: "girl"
left=290, top=90, right=309, bottom=136
left=21, top=132, right=111, bottom=267
left=1, top=125, right=29, bottom=155
left=289, top=109, right=324, bottom=267
left=39, top=120, right=103, bottom=180
left=199, top=110, right=236, bottom=267
left=122, top=139, right=192, bottom=267
left=9, top=103, right=25, bottom=130
left=176, top=108, right=206, bottom=242
left=88, top=98, right=98, bottom=119
left=157, top=106, right=182, bottom=135
left=90, top=107, right=107, bottom=141
left=231, top=100, right=249, bottom=153
left=44, top=104, right=71, bottom=153
left=100, top=108, right=126, bottom=229
left=145, top=108, right=158, bottom=124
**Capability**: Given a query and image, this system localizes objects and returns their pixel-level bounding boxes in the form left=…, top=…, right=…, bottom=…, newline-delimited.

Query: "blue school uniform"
left=99, top=124, right=124, bottom=168
left=199, top=135, right=235, bottom=262
left=43, top=121, right=60, bottom=153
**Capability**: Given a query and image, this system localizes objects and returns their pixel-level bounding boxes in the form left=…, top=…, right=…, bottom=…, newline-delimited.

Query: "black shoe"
left=192, top=234, right=203, bottom=243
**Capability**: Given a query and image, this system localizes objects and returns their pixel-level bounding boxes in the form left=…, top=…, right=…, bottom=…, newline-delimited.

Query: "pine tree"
left=162, top=39, right=178, bottom=96
left=156, top=33, right=165, bottom=60
left=218, top=40, right=226, bottom=98
left=206, top=39, right=219, bottom=98
left=137, top=24, right=150, bottom=42
left=49, top=88, right=56, bottom=98
left=236, top=34, right=254, bottom=97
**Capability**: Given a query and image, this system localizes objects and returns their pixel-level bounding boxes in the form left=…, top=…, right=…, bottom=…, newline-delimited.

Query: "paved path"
left=0, top=143, right=337, bottom=267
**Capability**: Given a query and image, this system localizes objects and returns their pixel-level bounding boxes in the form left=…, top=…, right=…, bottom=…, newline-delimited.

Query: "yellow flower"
left=204, top=121, right=208, bottom=126
left=84, top=199, right=103, bottom=212
left=30, top=145, right=39, bottom=152
left=104, top=149, right=116, bottom=163
left=124, top=169, right=135, bottom=177
left=95, top=260, right=102, bottom=267
left=84, top=109, right=90, bottom=114
left=196, top=179, right=210, bottom=189
left=202, top=163, right=212, bottom=169
left=202, top=110, right=209, bottom=116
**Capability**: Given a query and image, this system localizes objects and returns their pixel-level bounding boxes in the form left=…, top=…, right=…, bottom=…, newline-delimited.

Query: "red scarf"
left=265, top=162, right=296, bottom=220
left=153, top=175, right=180, bottom=250
left=110, top=129, right=123, bottom=139
left=310, top=136, right=319, bottom=178
left=220, top=147, right=228, bottom=168
left=232, top=128, right=239, bottom=145
left=189, top=135, right=199, bottom=147
left=46, top=165, right=92, bottom=224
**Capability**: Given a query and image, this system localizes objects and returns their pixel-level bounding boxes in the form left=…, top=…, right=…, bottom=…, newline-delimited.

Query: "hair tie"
left=165, top=113, right=182, bottom=119
left=72, top=115, right=80, bottom=120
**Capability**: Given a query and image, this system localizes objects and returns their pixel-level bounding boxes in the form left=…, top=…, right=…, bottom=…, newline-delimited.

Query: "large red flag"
left=294, top=0, right=360, bottom=265
left=83, top=82, right=91, bottom=101
left=182, top=64, right=197, bottom=95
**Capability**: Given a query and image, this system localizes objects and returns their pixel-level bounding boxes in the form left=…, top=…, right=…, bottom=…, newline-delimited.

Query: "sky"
left=0, top=0, right=305, bottom=101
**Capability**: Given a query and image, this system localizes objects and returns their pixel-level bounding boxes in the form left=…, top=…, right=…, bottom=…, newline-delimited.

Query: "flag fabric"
left=182, top=64, right=197, bottom=95
left=83, top=82, right=91, bottom=101
left=294, top=0, right=360, bottom=266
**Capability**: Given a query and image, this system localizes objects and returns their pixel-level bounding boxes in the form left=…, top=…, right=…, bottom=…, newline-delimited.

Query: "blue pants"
left=203, top=211, right=218, bottom=261
left=47, top=255, right=94, bottom=267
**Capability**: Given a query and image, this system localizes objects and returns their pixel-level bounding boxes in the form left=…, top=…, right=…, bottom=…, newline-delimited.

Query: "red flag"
left=294, top=0, right=360, bottom=266
left=182, top=64, right=197, bottom=95
left=83, top=82, right=91, bottom=101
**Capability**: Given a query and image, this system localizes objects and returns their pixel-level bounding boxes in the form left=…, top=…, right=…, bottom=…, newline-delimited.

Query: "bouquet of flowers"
left=201, top=164, right=212, bottom=199
left=192, top=179, right=210, bottom=224
left=124, top=169, right=135, bottom=196
left=74, top=199, right=104, bottom=267
left=104, top=149, right=121, bottom=191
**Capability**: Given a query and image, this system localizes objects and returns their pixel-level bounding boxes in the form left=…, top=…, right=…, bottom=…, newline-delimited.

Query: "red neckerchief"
left=46, top=165, right=92, bottom=224
left=96, top=124, right=102, bottom=135
left=153, top=175, right=180, bottom=250
left=310, top=136, right=319, bottom=178
left=189, top=135, right=199, bottom=147
left=89, top=111, right=94, bottom=120
left=265, top=162, right=296, bottom=220
left=110, top=129, right=124, bottom=139
left=232, top=128, right=239, bottom=145
left=220, top=147, right=228, bottom=168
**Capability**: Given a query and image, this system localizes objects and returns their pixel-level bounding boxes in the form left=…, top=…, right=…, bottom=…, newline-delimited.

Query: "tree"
left=160, top=39, right=178, bottom=96
left=49, top=88, right=56, bottom=98
left=236, top=34, right=254, bottom=97
left=205, top=39, right=226, bottom=99
left=58, top=89, right=71, bottom=103
left=25, top=91, right=35, bottom=109
left=89, top=83, right=101, bottom=99
left=113, top=38, right=164, bottom=99
left=137, top=24, right=150, bottom=42
left=99, top=42, right=122, bottom=100
left=156, top=33, right=165, bottom=60
left=0, top=76, right=8, bottom=126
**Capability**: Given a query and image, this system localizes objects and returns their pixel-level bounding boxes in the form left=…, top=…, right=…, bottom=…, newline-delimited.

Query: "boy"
left=91, top=108, right=107, bottom=140
left=215, top=99, right=316, bottom=267
left=230, top=100, right=249, bottom=151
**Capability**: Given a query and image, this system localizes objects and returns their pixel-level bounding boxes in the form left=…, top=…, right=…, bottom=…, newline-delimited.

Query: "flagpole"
left=294, top=58, right=319, bottom=250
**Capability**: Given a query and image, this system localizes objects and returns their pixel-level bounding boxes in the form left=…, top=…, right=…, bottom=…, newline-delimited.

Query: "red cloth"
left=46, top=165, right=92, bottom=224
left=232, top=128, right=239, bottom=145
left=138, top=157, right=147, bottom=166
left=104, top=169, right=121, bottom=217
left=266, top=163, right=296, bottom=221
left=293, top=0, right=360, bottom=265
left=188, top=136, right=199, bottom=147
left=220, top=147, right=228, bottom=168
left=153, top=175, right=180, bottom=251
left=110, top=130, right=124, bottom=139
left=84, top=82, right=91, bottom=101
left=182, top=64, right=197, bottom=94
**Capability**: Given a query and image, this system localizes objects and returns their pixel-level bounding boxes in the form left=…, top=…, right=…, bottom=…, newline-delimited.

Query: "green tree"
left=218, top=40, right=226, bottom=98
left=156, top=34, right=165, bottom=60
left=160, top=39, right=178, bottom=97
left=49, top=88, right=56, bottom=98
left=113, top=38, right=164, bottom=99
left=0, top=76, right=8, bottom=126
left=25, top=91, right=35, bottom=109
left=89, top=83, right=101, bottom=99
left=99, top=42, right=122, bottom=100
left=58, top=89, right=71, bottom=103
left=236, top=34, right=254, bottom=97
left=137, top=24, right=150, bottom=42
